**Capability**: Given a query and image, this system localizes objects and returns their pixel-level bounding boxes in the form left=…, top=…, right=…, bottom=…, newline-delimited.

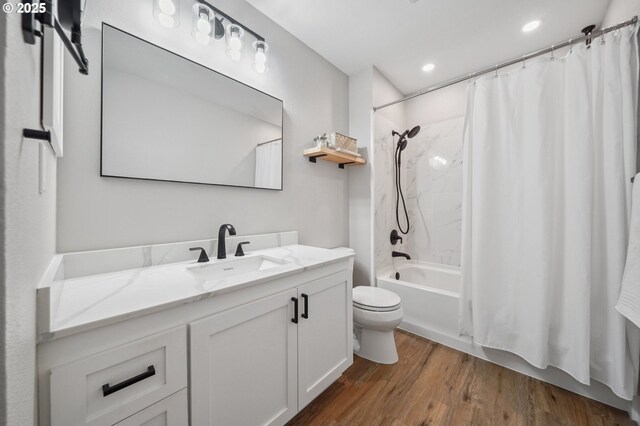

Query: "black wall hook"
left=23, top=128, right=51, bottom=142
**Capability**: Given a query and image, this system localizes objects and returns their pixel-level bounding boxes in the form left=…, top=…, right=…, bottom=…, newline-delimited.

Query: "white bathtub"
left=376, top=260, right=631, bottom=413
left=377, top=261, right=461, bottom=339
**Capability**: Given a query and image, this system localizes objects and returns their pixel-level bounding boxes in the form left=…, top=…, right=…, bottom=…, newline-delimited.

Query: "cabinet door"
left=190, top=289, right=298, bottom=426
left=297, top=272, right=353, bottom=409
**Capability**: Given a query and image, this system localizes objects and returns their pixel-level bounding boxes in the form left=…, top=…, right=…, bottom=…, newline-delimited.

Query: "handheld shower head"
left=407, top=125, right=421, bottom=139
left=394, top=126, right=421, bottom=152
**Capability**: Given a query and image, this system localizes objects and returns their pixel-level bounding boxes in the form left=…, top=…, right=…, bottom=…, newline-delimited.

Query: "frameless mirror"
left=101, top=24, right=283, bottom=190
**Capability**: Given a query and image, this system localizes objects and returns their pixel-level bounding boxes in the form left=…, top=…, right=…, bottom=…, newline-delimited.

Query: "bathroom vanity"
left=36, top=232, right=354, bottom=426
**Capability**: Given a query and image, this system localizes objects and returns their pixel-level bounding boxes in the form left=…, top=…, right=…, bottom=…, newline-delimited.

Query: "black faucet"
left=217, top=224, right=236, bottom=259
left=392, top=251, right=411, bottom=260
left=189, top=247, right=210, bottom=263
left=235, top=242, right=250, bottom=257
left=390, top=230, right=403, bottom=245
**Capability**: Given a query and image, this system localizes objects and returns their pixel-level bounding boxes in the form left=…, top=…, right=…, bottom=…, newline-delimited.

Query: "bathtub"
left=377, top=261, right=461, bottom=340
left=376, top=260, right=630, bottom=413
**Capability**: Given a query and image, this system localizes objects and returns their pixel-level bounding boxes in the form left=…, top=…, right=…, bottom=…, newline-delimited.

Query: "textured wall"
left=0, top=11, right=57, bottom=426
left=57, top=0, right=349, bottom=253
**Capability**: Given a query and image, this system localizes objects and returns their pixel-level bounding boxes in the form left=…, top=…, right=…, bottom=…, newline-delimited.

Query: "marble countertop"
left=41, top=245, right=353, bottom=341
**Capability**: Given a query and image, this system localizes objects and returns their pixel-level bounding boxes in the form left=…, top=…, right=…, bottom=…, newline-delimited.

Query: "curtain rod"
left=373, top=15, right=638, bottom=112
left=257, top=138, right=282, bottom=147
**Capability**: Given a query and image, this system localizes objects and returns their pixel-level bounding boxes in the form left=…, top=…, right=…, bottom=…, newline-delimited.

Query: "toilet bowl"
left=353, top=286, right=403, bottom=364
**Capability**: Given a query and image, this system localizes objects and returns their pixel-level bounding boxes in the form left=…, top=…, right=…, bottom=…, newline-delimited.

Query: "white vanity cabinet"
left=189, top=271, right=352, bottom=425
left=37, top=242, right=354, bottom=426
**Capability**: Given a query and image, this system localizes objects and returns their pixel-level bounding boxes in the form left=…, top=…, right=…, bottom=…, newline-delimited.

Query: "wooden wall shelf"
left=303, top=147, right=366, bottom=169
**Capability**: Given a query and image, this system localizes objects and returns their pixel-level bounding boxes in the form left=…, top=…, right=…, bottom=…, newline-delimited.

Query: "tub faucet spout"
left=392, top=251, right=411, bottom=260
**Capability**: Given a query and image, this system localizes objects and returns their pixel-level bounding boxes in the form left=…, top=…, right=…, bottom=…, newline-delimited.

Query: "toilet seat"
left=353, top=286, right=401, bottom=312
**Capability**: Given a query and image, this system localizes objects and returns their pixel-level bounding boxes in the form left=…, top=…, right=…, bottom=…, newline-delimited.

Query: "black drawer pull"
left=102, top=365, right=156, bottom=397
left=291, top=297, right=299, bottom=324
left=301, top=293, right=309, bottom=319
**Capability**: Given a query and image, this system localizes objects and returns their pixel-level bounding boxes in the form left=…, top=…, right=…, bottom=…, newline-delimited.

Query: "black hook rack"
left=21, top=0, right=89, bottom=75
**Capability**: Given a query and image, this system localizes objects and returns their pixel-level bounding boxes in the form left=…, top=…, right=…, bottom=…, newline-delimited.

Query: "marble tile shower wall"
left=374, top=114, right=404, bottom=273
left=405, top=116, right=464, bottom=266
left=374, top=115, right=465, bottom=273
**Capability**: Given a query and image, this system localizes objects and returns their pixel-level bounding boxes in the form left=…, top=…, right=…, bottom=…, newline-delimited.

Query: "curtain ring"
left=494, top=65, right=499, bottom=78
left=550, top=45, right=555, bottom=61
left=569, top=38, right=573, bottom=54
left=522, top=55, right=526, bottom=69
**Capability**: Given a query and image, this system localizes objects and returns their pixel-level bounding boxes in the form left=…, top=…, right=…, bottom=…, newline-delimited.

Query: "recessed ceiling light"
left=522, top=20, right=541, bottom=33
left=422, top=63, right=435, bottom=72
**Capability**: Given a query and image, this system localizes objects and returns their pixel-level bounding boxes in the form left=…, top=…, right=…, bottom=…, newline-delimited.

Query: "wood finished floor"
left=287, top=330, right=632, bottom=426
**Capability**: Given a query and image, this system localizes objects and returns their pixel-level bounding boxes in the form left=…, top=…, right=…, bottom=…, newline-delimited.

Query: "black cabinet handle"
left=301, top=293, right=309, bottom=319
left=102, top=365, right=156, bottom=397
left=291, top=297, right=298, bottom=324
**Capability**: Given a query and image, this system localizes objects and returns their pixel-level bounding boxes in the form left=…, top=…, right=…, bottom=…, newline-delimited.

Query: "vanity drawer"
left=115, top=389, right=188, bottom=426
left=50, top=326, right=187, bottom=426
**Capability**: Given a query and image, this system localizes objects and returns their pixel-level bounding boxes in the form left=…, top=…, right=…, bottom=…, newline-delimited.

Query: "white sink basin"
left=187, top=255, right=288, bottom=281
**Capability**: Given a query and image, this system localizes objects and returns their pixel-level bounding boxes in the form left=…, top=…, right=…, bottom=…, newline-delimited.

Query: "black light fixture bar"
left=196, top=0, right=265, bottom=42
left=21, top=0, right=89, bottom=75
left=53, top=19, right=89, bottom=75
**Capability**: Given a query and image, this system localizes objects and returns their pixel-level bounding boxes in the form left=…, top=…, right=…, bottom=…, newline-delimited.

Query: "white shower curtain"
left=255, top=139, right=282, bottom=189
left=460, top=25, right=640, bottom=399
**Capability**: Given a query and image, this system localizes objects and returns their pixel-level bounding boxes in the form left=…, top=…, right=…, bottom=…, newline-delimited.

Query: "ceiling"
left=246, top=0, right=612, bottom=95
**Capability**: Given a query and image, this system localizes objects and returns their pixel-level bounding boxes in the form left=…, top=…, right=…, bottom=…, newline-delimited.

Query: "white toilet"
left=352, top=286, right=403, bottom=364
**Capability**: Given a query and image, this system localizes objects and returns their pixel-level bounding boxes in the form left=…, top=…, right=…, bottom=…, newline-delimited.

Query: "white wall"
left=0, top=12, right=58, bottom=426
left=602, top=0, right=640, bottom=26
left=58, top=0, right=349, bottom=252
left=348, top=67, right=374, bottom=286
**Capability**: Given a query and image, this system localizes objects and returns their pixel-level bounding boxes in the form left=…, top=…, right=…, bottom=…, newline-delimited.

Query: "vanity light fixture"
left=522, top=20, right=541, bottom=33
left=225, top=24, right=245, bottom=61
left=192, top=3, right=214, bottom=45
left=154, top=0, right=270, bottom=73
left=253, top=41, right=269, bottom=74
left=154, top=0, right=180, bottom=28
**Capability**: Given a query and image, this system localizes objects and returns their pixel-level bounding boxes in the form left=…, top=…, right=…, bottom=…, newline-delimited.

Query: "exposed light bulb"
left=225, top=24, right=245, bottom=61
left=252, top=41, right=269, bottom=74
left=228, top=36, right=242, bottom=51
left=158, top=12, right=175, bottom=28
left=154, top=0, right=179, bottom=28
left=254, top=62, right=266, bottom=74
left=158, top=0, right=176, bottom=15
left=196, top=17, right=211, bottom=34
left=194, top=31, right=210, bottom=45
left=522, top=20, right=541, bottom=33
